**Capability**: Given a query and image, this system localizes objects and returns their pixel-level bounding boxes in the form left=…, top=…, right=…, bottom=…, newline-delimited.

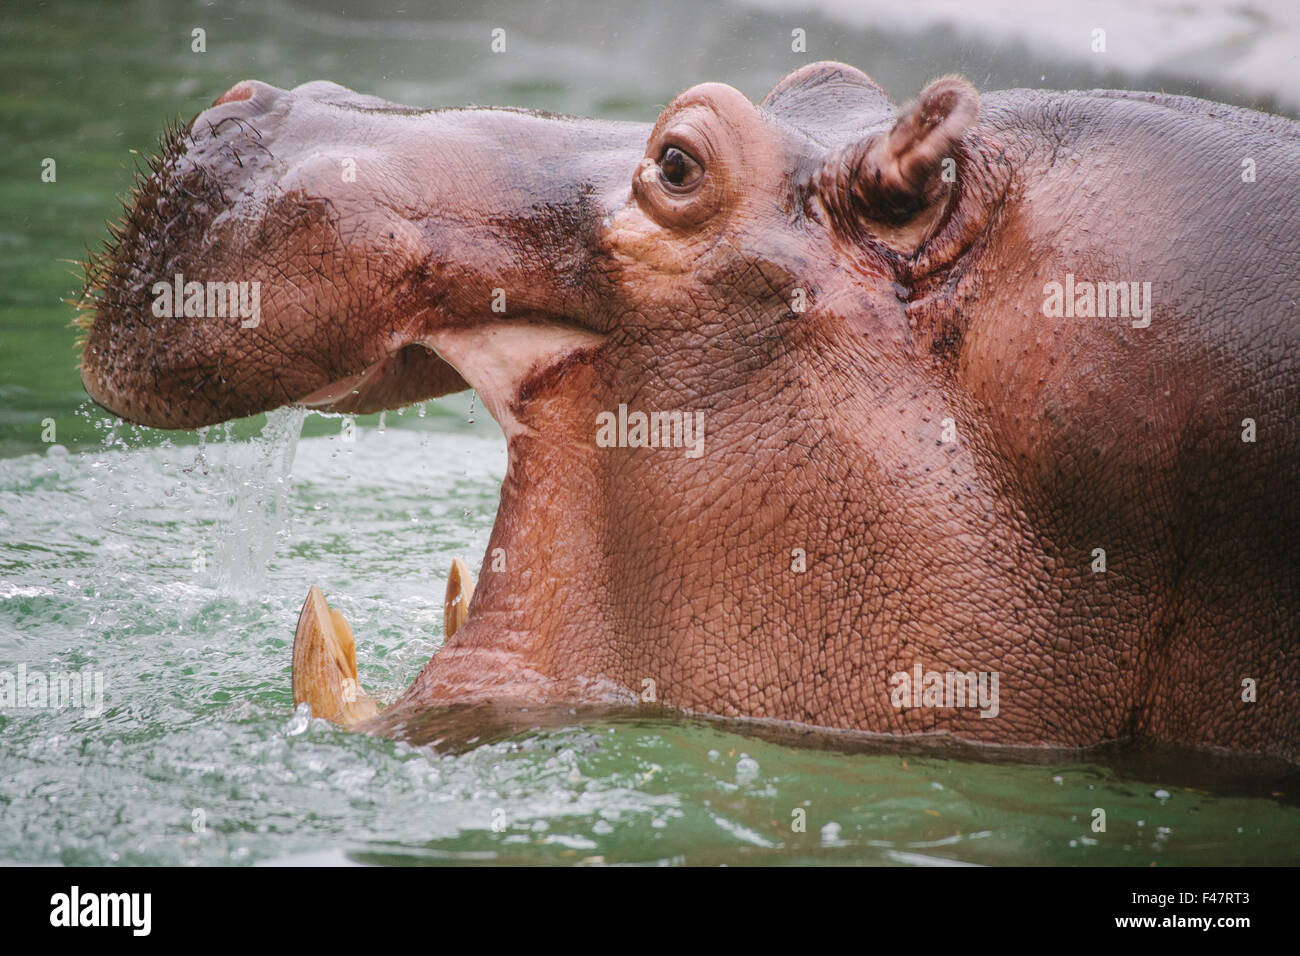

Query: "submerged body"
left=80, top=64, right=1299, bottom=761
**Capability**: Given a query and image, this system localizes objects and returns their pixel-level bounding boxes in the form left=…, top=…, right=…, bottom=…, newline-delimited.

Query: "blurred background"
left=3, top=0, right=1298, bottom=456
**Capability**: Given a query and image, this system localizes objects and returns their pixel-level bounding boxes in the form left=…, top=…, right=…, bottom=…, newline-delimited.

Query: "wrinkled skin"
left=80, top=63, right=1300, bottom=762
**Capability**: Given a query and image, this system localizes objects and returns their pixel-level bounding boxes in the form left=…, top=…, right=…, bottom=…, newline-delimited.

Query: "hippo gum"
left=79, top=63, right=1300, bottom=762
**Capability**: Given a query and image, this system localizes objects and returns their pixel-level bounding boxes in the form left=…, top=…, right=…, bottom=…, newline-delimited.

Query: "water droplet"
left=735, top=754, right=759, bottom=784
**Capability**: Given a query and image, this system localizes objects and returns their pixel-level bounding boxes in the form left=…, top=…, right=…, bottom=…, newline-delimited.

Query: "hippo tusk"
left=290, top=560, right=472, bottom=729
left=444, top=557, right=475, bottom=639
left=292, top=586, right=379, bottom=727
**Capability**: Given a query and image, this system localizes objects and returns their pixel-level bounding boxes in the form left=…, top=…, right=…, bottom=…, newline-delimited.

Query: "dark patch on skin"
left=514, top=337, right=601, bottom=407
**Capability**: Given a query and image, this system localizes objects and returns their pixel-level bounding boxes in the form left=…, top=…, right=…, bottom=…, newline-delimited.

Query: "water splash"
left=199, top=408, right=307, bottom=597
left=285, top=702, right=312, bottom=736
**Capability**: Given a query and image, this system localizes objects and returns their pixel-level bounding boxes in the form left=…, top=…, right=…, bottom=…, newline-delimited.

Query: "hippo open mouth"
left=78, top=64, right=987, bottom=721
left=79, top=65, right=1300, bottom=762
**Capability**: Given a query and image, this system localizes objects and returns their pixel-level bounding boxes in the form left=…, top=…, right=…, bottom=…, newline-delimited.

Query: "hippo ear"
left=761, top=61, right=895, bottom=146
left=821, top=75, right=980, bottom=232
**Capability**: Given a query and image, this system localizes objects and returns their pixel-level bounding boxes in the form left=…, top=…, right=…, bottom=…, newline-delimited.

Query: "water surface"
left=3, top=422, right=1297, bottom=866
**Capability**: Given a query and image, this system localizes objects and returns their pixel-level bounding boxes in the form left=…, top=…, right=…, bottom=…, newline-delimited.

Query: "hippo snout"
left=79, top=75, right=646, bottom=429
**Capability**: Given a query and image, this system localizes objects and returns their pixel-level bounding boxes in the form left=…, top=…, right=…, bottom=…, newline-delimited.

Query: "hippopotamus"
left=79, top=62, right=1299, bottom=763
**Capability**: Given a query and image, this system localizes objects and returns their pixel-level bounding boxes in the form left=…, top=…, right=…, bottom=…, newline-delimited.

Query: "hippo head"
left=81, top=63, right=986, bottom=428
left=80, top=63, right=1005, bottom=721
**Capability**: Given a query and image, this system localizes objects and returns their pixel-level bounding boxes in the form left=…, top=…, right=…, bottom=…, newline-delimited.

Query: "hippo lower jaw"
left=295, top=320, right=619, bottom=718
left=294, top=313, right=617, bottom=727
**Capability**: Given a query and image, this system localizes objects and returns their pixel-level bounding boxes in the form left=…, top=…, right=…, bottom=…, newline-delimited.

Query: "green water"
left=2, top=0, right=1297, bottom=866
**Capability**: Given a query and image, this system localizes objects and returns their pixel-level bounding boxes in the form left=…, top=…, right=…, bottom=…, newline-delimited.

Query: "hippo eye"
left=657, top=146, right=703, bottom=189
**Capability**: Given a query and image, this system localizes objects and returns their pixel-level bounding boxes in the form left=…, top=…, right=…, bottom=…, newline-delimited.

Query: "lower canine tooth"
left=444, top=557, right=476, bottom=639
left=292, top=586, right=379, bottom=727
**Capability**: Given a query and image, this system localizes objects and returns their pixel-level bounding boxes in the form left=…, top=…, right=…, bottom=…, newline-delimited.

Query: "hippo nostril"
left=213, top=82, right=256, bottom=107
